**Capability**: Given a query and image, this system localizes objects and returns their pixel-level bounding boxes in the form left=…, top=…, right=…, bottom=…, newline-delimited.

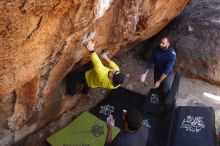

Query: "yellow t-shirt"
left=85, top=52, right=120, bottom=89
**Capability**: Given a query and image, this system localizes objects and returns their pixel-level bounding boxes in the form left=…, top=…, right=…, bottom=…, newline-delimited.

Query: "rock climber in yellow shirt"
left=66, top=41, right=125, bottom=95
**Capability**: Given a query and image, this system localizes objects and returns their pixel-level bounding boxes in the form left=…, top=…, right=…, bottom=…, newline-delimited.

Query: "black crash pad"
left=164, top=73, right=180, bottom=110
left=142, top=113, right=160, bottom=146
left=140, top=88, right=164, bottom=117
left=171, top=106, right=216, bottom=146
left=90, top=87, right=147, bottom=128
left=141, top=73, right=181, bottom=116
left=157, top=104, right=176, bottom=146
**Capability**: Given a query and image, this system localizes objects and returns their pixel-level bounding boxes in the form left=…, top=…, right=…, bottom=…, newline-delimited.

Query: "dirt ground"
left=15, top=47, right=220, bottom=146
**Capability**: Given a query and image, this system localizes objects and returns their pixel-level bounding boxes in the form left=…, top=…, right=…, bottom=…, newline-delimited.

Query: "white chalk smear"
left=96, top=0, right=114, bottom=19
left=82, top=31, right=96, bottom=45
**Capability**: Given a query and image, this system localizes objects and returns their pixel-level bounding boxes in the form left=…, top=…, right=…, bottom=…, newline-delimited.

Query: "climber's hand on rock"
left=86, top=41, right=95, bottom=52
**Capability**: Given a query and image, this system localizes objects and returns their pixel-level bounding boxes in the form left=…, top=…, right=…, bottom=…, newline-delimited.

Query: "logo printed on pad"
left=99, top=105, right=114, bottom=115
left=142, top=119, right=151, bottom=129
left=180, top=116, right=205, bottom=133
left=150, top=93, right=159, bottom=104
left=91, top=125, right=104, bottom=137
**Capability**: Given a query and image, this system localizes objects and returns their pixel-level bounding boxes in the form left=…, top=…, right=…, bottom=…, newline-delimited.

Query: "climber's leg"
left=66, top=63, right=92, bottom=95
left=66, top=71, right=81, bottom=95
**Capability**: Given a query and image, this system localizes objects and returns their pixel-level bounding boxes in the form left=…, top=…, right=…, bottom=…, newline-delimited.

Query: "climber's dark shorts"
left=66, top=63, right=92, bottom=95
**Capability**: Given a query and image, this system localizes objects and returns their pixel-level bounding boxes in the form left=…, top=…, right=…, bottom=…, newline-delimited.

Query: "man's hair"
left=125, top=107, right=143, bottom=131
left=113, top=71, right=125, bottom=86
left=161, top=36, right=170, bottom=43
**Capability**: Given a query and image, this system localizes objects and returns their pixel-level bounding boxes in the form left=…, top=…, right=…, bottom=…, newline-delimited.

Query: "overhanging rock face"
left=0, top=0, right=189, bottom=145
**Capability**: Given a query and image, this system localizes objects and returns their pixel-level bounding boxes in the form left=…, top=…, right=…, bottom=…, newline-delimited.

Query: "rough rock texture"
left=143, top=0, right=220, bottom=85
left=175, top=0, right=220, bottom=85
left=0, top=0, right=189, bottom=145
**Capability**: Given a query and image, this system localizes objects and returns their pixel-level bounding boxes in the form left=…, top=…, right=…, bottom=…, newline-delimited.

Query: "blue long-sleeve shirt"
left=146, top=47, right=176, bottom=76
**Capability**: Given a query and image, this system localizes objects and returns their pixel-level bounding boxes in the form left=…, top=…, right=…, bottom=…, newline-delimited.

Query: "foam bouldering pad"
left=47, top=112, right=120, bottom=146
left=157, top=105, right=176, bottom=146
left=171, top=106, right=216, bottom=146
left=140, top=88, right=164, bottom=117
left=142, top=113, right=160, bottom=146
left=141, top=74, right=180, bottom=116
left=164, top=73, right=180, bottom=110
left=90, top=87, right=147, bottom=128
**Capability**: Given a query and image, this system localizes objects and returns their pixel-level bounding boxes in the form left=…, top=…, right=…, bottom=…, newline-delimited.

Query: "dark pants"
left=66, top=63, right=92, bottom=95
left=154, top=73, right=172, bottom=97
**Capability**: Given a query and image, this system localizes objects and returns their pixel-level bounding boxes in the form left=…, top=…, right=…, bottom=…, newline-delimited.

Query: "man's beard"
left=160, top=46, right=168, bottom=50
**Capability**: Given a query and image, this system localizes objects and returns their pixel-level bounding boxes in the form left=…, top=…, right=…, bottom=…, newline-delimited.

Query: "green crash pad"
left=47, top=112, right=120, bottom=146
